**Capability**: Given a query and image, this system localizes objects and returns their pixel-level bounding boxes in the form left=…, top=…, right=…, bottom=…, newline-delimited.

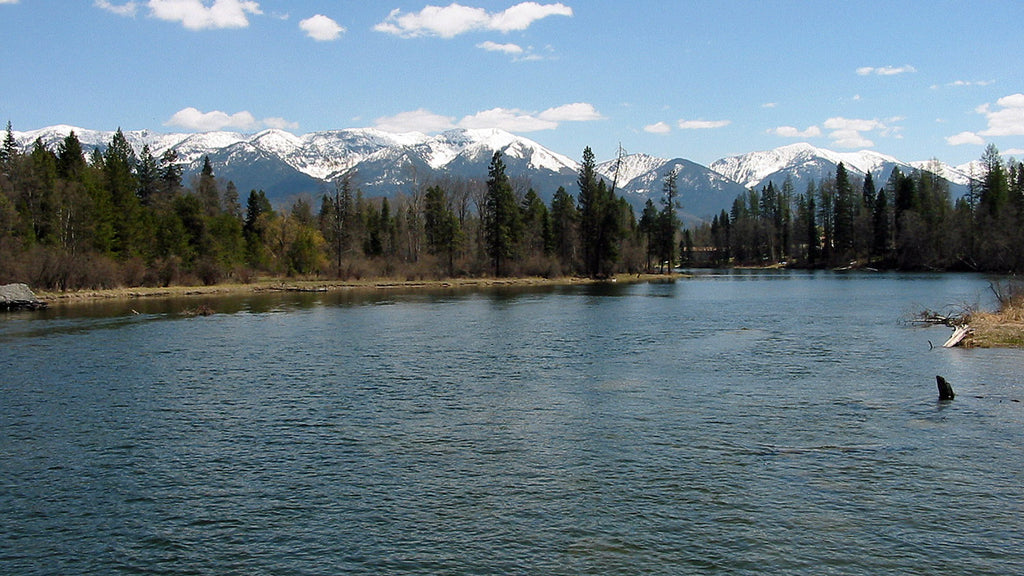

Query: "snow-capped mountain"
left=597, top=154, right=748, bottom=222
left=709, top=142, right=970, bottom=198
left=909, top=159, right=981, bottom=186
left=596, top=153, right=670, bottom=190
left=710, top=143, right=911, bottom=191
left=7, top=126, right=974, bottom=220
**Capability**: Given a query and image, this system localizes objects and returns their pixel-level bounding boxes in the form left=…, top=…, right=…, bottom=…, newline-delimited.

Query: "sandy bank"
left=35, top=274, right=676, bottom=305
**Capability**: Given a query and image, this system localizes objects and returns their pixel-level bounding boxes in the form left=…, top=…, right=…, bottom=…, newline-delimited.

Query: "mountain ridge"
left=7, top=125, right=975, bottom=220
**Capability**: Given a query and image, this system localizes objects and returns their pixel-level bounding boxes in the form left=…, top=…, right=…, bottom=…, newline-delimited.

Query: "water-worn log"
left=0, top=283, right=47, bottom=311
left=936, top=375, right=955, bottom=401
left=942, top=325, right=971, bottom=348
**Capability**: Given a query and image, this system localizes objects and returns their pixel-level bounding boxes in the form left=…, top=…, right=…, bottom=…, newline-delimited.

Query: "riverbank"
left=964, top=299, right=1024, bottom=348
left=34, top=273, right=676, bottom=305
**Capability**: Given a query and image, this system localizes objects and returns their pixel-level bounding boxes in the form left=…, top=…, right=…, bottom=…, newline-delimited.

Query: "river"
left=1, top=271, right=1022, bottom=575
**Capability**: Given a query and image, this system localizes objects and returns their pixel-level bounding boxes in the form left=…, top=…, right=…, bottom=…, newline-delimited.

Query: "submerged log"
left=936, top=375, right=956, bottom=400
left=0, top=283, right=47, bottom=311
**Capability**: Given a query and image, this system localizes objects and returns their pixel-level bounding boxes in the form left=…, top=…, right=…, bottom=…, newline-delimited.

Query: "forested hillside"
left=688, top=145, right=1024, bottom=272
left=2, top=121, right=1021, bottom=291
left=0, top=124, right=643, bottom=289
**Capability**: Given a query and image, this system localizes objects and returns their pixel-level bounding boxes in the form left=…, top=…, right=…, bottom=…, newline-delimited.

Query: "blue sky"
left=1, top=0, right=1022, bottom=166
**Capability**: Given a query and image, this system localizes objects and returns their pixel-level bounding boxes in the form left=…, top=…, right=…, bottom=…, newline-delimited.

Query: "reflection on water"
left=1, top=271, right=1022, bottom=575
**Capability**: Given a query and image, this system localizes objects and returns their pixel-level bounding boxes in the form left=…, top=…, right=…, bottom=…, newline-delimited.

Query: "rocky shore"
left=0, top=283, right=48, bottom=311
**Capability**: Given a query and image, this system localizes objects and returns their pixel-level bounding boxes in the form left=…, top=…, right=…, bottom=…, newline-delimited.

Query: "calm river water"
left=2, top=271, right=1022, bottom=575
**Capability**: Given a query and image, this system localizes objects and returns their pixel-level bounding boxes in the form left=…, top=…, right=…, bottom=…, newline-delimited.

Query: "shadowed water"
left=2, top=271, right=1022, bottom=574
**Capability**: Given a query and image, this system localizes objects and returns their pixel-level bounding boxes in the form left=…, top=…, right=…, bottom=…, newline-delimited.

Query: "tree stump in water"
left=936, top=375, right=955, bottom=401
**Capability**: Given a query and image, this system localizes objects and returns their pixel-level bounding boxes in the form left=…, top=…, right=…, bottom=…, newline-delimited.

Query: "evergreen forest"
left=1, top=121, right=1022, bottom=292
left=688, top=145, right=1024, bottom=272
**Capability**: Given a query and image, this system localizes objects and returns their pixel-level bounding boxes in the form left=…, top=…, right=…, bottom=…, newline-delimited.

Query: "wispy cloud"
left=940, top=79, right=995, bottom=88
left=165, top=107, right=296, bottom=131
left=95, top=0, right=138, bottom=16
left=374, top=102, right=603, bottom=134
left=477, top=41, right=523, bottom=55
left=373, top=109, right=457, bottom=133
left=374, top=2, right=572, bottom=38
left=300, top=14, right=345, bottom=41
left=0, top=0, right=21, bottom=4
left=677, top=119, right=730, bottom=130
left=263, top=117, right=299, bottom=130
left=98, top=0, right=262, bottom=30
left=770, top=125, right=822, bottom=139
left=459, top=108, right=557, bottom=131
left=477, top=42, right=555, bottom=62
left=856, top=65, right=916, bottom=76
left=644, top=122, right=672, bottom=134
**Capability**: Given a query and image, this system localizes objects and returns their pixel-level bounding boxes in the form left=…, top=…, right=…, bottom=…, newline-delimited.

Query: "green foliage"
left=687, top=147, right=1024, bottom=272
left=577, top=146, right=621, bottom=277
left=424, top=184, right=462, bottom=275
left=656, top=168, right=681, bottom=272
left=549, top=186, right=578, bottom=269
left=10, top=129, right=1022, bottom=290
left=483, top=152, right=520, bottom=276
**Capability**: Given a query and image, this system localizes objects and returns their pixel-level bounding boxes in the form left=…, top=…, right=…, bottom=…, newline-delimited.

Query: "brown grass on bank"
left=34, top=273, right=679, bottom=306
left=963, top=284, right=1024, bottom=347
left=962, top=281, right=1024, bottom=348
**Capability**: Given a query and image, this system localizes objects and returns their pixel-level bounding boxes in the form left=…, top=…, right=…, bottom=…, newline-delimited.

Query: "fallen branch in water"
left=909, top=308, right=968, bottom=328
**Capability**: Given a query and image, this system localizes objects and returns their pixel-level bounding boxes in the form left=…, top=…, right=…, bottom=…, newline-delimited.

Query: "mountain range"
left=8, top=125, right=975, bottom=222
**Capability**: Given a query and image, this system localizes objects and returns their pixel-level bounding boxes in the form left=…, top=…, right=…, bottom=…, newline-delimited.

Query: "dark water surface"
left=2, top=271, right=1022, bottom=575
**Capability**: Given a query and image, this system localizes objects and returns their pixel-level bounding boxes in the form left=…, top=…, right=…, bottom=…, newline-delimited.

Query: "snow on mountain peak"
left=711, top=143, right=908, bottom=189
left=596, top=153, right=670, bottom=189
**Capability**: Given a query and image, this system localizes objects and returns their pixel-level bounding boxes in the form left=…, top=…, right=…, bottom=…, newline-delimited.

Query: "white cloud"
left=978, top=93, right=1024, bottom=136
left=165, top=107, right=296, bottom=131
left=821, top=116, right=901, bottom=148
left=374, top=102, right=603, bottom=134
left=0, top=0, right=20, bottom=4
left=677, top=119, right=730, bottom=130
left=488, top=2, right=573, bottom=32
left=946, top=79, right=994, bottom=88
left=1004, top=148, right=1024, bottom=157
left=770, top=125, right=822, bottom=138
left=644, top=122, right=672, bottom=134
left=263, top=117, right=300, bottom=130
left=761, top=102, right=778, bottom=109
left=459, top=108, right=558, bottom=132
left=477, top=41, right=523, bottom=54
left=100, top=0, right=262, bottom=30
left=95, top=0, right=139, bottom=16
left=856, top=65, right=916, bottom=76
left=299, top=14, right=345, bottom=41
left=946, top=131, right=985, bottom=146
left=374, top=109, right=456, bottom=133
left=537, top=102, right=604, bottom=122
left=375, top=2, right=572, bottom=38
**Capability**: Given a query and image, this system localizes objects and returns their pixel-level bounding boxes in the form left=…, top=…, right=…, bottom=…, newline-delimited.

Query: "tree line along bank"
left=691, top=145, right=1024, bottom=272
left=1, top=121, right=1021, bottom=291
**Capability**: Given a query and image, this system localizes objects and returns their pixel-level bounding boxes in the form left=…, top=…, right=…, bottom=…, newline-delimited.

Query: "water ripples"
left=2, top=273, right=1022, bottom=574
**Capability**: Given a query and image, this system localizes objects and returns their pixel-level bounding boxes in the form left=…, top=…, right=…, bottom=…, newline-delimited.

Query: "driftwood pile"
left=912, top=309, right=972, bottom=348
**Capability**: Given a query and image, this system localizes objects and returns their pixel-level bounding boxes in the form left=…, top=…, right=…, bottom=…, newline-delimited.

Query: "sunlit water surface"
left=2, top=271, right=1022, bottom=575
